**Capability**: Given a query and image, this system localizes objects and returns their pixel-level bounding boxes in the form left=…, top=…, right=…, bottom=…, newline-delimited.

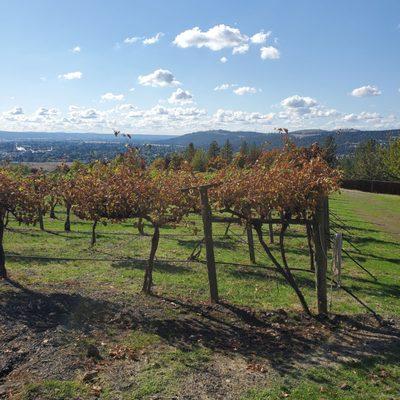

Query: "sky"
left=0, top=0, right=399, bottom=135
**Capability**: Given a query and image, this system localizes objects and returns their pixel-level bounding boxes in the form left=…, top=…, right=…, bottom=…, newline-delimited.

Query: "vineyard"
left=0, top=144, right=399, bottom=399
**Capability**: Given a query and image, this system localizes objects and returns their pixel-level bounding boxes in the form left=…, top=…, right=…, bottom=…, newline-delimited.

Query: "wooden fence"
left=341, top=179, right=400, bottom=195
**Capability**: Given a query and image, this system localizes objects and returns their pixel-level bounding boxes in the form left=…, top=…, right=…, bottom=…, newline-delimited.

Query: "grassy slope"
left=2, top=189, right=400, bottom=399
left=4, top=190, right=400, bottom=316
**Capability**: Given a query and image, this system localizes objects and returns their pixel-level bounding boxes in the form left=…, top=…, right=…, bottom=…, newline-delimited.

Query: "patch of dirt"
left=0, top=279, right=399, bottom=399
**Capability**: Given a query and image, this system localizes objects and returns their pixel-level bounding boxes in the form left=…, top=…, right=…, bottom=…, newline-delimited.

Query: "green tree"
left=322, top=135, right=338, bottom=168
left=220, top=139, right=233, bottom=163
left=207, top=140, right=220, bottom=159
left=383, top=137, right=400, bottom=180
left=239, top=140, right=249, bottom=155
left=191, top=149, right=208, bottom=172
left=353, top=139, right=386, bottom=180
left=184, top=142, right=196, bottom=162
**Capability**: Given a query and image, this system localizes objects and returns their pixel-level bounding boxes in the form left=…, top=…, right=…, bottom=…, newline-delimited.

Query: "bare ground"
left=0, top=279, right=399, bottom=399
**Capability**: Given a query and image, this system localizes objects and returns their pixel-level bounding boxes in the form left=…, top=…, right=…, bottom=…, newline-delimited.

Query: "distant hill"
left=0, top=131, right=176, bottom=144
left=157, top=129, right=272, bottom=148
left=156, top=128, right=400, bottom=155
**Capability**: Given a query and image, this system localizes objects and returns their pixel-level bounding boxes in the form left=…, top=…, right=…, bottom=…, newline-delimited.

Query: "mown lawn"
left=1, top=189, right=399, bottom=399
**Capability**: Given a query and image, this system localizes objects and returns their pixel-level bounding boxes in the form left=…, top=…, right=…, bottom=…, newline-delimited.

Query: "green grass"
left=241, top=357, right=400, bottom=400
left=3, top=189, right=400, bottom=400
left=4, top=190, right=400, bottom=316
left=130, top=346, right=211, bottom=399
left=19, top=380, right=89, bottom=400
left=122, top=329, right=163, bottom=352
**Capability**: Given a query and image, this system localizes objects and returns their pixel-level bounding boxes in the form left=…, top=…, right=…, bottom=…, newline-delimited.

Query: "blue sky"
left=0, top=0, right=399, bottom=134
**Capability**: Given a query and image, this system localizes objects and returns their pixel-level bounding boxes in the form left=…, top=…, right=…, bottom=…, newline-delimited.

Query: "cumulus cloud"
left=173, top=24, right=279, bottom=61
left=350, top=85, right=381, bottom=97
left=138, top=69, right=180, bottom=87
left=173, top=24, right=248, bottom=51
left=251, top=30, right=271, bottom=44
left=220, top=56, right=228, bottom=63
left=213, top=109, right=273, bottom=124
left=101, top=92, right=125, bottom=101
left=71, top=46, right=81, bottom=53
left=124, top=36, right=141, bottom=44
left=233, top=86, right=258, bottom=95
left=168, top=88, right=193, bottom=105
left=281, top=95, right=318, bottom=109
left=143, top=32, right=164, bottom=45
left=343, top=111, right=381, bottom=121
left=260, top=46, right=280, bottom=60
left=35, top=107, right=59, bottom=117
left=232, top=44, right=249, bottom=55
left=58, top=71, right=82, bottom=80
left=6, top=106, right=24, bottom=115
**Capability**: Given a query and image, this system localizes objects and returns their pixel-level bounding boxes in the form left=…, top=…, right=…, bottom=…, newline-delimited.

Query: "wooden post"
left=268, top=212, right=274, bottom=243
left=199, top=186, right=219, bottom=303
left=323, top=197, right=331, bottom=249
left=246, top=223, right=256, bottom=264
left=313, top=197, right=328, bottom=316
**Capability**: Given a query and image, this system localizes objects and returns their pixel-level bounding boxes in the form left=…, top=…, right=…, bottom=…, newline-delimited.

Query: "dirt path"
left=341, top=189, right=400, bottom=241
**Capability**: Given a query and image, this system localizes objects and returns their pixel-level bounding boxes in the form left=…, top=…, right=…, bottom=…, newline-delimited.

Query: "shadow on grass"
left=177, top=238, right=238, bottom=251
left=1, top=279, right=399, bottom=376
left=111, top=259, right=193, bottom=274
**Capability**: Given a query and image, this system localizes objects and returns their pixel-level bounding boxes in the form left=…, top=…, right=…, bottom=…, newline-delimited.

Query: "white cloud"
left=168, top=88, right=193, bottom=105
left=260, top=46, right=280, bottom=60
left=233, top=86, right=258, bottom=95
left=71, top=46, right=81, bottom=53
left=6, top=107, right=24, bottom=115
left=143, top=32, right=164, bottom=45
left=101, top=92, right=125, bottom=101
left=214, top=83, right=232, bottom=91
left=232, top=44, right=249, bottom=55
left=251, top=30, right=271, bottom=44
left=138, top=69, right=180, bottom=87
left=350, top=85, right=381, bottom=97
left=58, top=71, right=82, bottom=80
left=213, top=109, right=274, bottom=124
left=35, top=107, right=59, bottom=117
left=173, top=24, right=249, bottom=51
left=129, top=87, right=135, bottom=92
left=220, top=56, right=228, bottom=63
left=343, top=111, right=381, bottom=122
left=281, top=95, right=318, bottom=109
left=124, top=36, right=141, bottom=44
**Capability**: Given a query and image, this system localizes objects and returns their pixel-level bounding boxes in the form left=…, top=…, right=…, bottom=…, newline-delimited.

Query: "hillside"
left=157, top=128, right=400, bottom=154
left=0, top=131, right=176, bottom=144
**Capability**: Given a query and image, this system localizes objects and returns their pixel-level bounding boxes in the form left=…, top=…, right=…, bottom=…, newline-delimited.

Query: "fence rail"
left=341, top=179, right=400, bottom=195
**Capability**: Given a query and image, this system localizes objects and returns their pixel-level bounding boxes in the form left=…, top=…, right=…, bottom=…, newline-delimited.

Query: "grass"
left=241, top=357, right=400, bottom=400
left=121, top=329, right=163, bottom=352
left=2, top=189, right=400, bottom=399
left=130, top=346, right=211, bottom=399
left=4, top=189, right=400, bottom=316
left=19, top=380, right=89, bottom=400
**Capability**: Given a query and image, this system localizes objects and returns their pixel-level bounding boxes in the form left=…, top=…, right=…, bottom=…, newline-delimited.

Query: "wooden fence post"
left=246, top=223, right=256, bottom=264
left=324, top=197, right=331, bottom=249
left=313, top=196, right=328, bottom=316
left=199, top=185, right=219, bottom=303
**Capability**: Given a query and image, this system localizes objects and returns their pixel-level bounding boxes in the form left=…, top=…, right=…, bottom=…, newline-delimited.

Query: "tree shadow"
left=177, top=238, right=238, bottom=251
left=111, top=259, right=192, bottom=274
left=1, top=280, right=399, bottom=378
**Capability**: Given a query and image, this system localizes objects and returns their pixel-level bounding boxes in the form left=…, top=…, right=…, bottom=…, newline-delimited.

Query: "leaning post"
left=313, top=196, right=328, bottom=316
